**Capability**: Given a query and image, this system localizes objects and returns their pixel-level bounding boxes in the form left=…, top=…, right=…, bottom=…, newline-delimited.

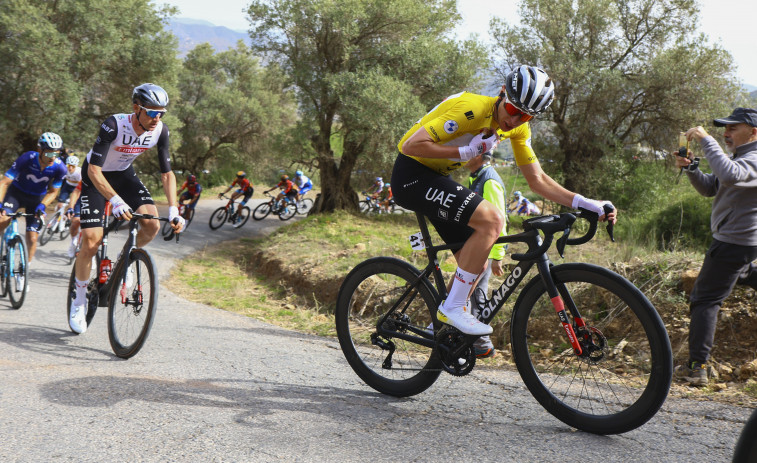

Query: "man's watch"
left=685, top=157, right=700, bottom=171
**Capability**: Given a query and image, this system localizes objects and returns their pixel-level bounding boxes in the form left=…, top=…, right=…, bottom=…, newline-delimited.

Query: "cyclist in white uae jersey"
left=69, top=83, right=185, bottom=334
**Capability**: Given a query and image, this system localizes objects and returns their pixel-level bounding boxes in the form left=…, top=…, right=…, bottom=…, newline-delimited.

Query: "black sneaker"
left=674, top=360, right=708, bottom=386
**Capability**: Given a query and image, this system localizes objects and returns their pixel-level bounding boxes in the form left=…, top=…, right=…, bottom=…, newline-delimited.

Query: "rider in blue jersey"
left=294, top=170, right=313, bottom=203
left=0, top=132, right=68, bottom=262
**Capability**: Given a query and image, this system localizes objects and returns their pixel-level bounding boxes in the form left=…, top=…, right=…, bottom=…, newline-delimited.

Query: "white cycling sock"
left=443, top=268, right=479, bottom=312
left=74, top=278, right=88, bottom=304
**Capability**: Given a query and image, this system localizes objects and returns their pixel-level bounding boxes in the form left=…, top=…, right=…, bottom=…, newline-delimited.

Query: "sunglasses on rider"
left=137, top=105, right=167, bottom=118
left=504, top=102, right=534, bottom=122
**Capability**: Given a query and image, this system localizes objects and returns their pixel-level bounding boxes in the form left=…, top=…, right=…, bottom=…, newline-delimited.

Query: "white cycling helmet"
left=514, top=190, right=523, bottom=197
left=505, top=65, right=555, bottom=116
left=66, top=156, right=79, bottom=166
left=38, top=132, right=63, bottom=151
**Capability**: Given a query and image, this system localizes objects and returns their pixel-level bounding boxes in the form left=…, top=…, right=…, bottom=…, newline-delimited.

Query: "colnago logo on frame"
left=482, top=266, right=523, bottom=319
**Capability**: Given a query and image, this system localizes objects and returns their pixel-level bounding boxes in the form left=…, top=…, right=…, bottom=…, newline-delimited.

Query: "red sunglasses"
left=504, top=102, right=534, bottom=122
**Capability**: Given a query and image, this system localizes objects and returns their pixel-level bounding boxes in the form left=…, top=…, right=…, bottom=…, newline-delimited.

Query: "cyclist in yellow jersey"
left=392, top=65, right=616, bottom=335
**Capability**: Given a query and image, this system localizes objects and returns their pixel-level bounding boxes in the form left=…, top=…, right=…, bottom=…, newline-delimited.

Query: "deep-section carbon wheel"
left=252, top=202, right=271, bottom=220
left=208, top=207, right=227, bottom=230
left=7, top=236, right=27, bottom=309
left=108, top=248, right=157, bottom=359
left=232, top=206, right=251, bottom=228
left=335, top=257, right=442, bottom=397
left=510, top=263, right=672, bottom=435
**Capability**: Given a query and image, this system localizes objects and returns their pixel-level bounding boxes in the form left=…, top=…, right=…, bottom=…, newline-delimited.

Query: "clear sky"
left=160, top=0, right=757, bottom=86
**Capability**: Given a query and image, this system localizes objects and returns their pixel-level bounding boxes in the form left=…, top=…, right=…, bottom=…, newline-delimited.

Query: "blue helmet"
left=514, top=190, right=522, bottom=197
left=38, top=132, right=63, bottom=151
left=296, top=170, right=303, bottom=176
left=375, top=177, right=382, bottom=182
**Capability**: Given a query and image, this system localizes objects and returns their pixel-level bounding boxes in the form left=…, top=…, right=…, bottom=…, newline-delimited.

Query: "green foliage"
left=169, top=42, right=297, bottom=176
left=0, top=0, right=179, bottom=160
left=247, top=0, right=488, bottom=210
left=490, top=0, right=745, bottom=194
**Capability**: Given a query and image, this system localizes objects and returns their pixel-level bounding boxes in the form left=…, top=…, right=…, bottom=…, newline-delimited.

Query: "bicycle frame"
left=378, top=212, right=590, bottom=356
left=3, top=215, right=25, bottom=278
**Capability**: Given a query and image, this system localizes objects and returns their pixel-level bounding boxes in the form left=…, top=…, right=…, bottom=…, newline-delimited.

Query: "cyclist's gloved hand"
left=572, top=194, right=614, bottom=220
left=168, top=206, right=186, bottom=232
left=458, top=132, right=499, bottom=161
left=66, top=208, right=75, bottom=217
left=109, top=194, right=131, bottom=218
left=35, top=203, right=47, bottom=216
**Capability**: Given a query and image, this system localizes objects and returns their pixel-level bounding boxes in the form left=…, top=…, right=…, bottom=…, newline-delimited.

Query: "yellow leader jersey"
left=397, top=92, right=538, bottom=175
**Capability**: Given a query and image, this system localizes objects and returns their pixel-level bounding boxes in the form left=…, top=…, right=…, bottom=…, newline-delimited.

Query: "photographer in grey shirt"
left=674, top=107, right=757, bottom=386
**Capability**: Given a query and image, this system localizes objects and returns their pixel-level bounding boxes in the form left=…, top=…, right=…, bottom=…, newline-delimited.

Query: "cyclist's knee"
left=470, top=202, right=504, bottom=237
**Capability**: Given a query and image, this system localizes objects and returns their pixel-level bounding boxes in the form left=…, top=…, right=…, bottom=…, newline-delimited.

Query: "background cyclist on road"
left=55, top=155, right=82, bottom=214
left=508, top=190, right=541, bottom=216
left=393, top=65, right=616, bottom=335
left=0, top=132, right=68, bottom=263
left=293, top=170, right=312, bottom=203
left=218, top=171, right=253, bottom=214
left=69, top=83, right=185, bottom=334
left=367, top=176, right=384, bottom=200
left=377, top=182, right=393, bottom=213
left=178, top=174, right=202, bottom=217
left=265, top=174, right=299, bottom=207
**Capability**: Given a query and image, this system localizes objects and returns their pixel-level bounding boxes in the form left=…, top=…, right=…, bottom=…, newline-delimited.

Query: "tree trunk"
left=312, top=141, right=361, bottom=213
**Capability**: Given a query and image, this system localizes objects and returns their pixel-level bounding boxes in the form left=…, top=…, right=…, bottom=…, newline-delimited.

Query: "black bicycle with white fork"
left=66, top=204, right=179, bottom=358
left=335, top=207, right=673, bottom=435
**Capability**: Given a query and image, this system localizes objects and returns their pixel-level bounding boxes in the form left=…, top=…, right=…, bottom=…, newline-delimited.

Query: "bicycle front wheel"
left=232, top=206, right=251, bottom=228
left=108, top=248, right=157, bottom=359
left=7, top=236, right=27, bottom=309
left=510, top=263, right=672, bottom=435
left=0, top=243, right=8, bottom=299
left=253, top=202, right=271, bottom=220
left=208, top=207, right=227, bottom=230
left=38, top=216, right=56, bottom=246
left=335, top=257, right=442, bottom=397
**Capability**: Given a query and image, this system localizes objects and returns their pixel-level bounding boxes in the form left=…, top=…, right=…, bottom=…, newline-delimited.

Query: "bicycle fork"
left=537, top=260, right=585, bottom=356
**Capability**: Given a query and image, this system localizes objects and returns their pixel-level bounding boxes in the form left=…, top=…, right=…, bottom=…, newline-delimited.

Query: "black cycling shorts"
left=391, top=153, right=483, bottom=247
left=79, top=162, right=155, bottom=229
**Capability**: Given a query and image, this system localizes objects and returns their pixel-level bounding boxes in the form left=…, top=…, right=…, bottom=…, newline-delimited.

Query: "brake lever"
left=555, top=227, right=571, bottom=258
left=603, top=203, right=615, bottom=242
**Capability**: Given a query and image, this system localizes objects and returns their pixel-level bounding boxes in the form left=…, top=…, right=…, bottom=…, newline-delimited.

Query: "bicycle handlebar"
left=510, top=204, right=615, bottom=261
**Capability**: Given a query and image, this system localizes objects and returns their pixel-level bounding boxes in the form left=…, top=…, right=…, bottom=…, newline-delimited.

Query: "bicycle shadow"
left=0, top=323, right=115, bottom=360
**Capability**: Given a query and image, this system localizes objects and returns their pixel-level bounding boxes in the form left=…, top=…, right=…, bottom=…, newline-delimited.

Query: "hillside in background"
left=168, top=18, right=251, bottom=56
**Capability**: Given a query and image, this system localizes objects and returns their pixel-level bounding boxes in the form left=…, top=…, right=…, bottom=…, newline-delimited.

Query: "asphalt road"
left=0, top=198, right=753, bottom=462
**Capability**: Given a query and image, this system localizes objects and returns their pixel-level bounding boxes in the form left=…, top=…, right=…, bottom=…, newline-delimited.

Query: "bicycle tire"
left=0, top=242, right=8, bottom=298
left=208, top=207, right=227, bottom=230
left=38, top=214, right=57, bottom=246
left=358, top=200, right=371, bottom=213
left=252, top=202, right=271, bottom=220
left=160, top=219, right=173, bottom=237
left=278, top=203, right=296, bottom=221
left=66, top=255, right=100, bottom=334
left=510, top=263, right=672, bottom=435
left=108, top=248, right=157, bottom=359
left=184, top=208, right=195, bottom=229
left=733, top=408, right=757, bottom=463
left=335, top=257, right=442, bottom=397
left=296, top=198, right=313, bottom=215
left=232, top=206, right=251, bottom=228
left=7, top=236, right=27, bottom=309
left=59, top=220, right=70, bottom=240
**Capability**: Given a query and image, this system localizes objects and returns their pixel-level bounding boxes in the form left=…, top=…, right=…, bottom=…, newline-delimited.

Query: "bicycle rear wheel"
left=232, top=206, right=250, bottom=228
left=510, top=263, right=672, bottom=435
left=335, top=257, right=442, bottom=397
left=66, top=256, right=100, bottom=333
left=278, top=203, right=296, bottom=221
left=7, top=236, right=27, bottom=309
left=108, top=248, right=157, bottom=359
left=208, top=207, right=227, bottom=230
left=253, top=202, right=271, bottom=220
left=296, top=198, right=313, bottom=215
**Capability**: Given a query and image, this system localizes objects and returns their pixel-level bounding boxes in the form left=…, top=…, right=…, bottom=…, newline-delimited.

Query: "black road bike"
left=66, top=204, right=179, bottom=358
left=335, top=208, right=673, bottom=435
left=209, top=194, right=251, bottom=230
